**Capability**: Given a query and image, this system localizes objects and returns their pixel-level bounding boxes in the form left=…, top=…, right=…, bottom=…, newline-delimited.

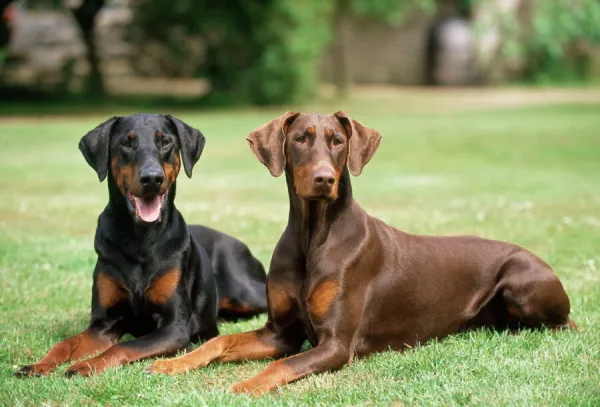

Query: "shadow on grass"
left=0, top=86, right=248, bottom=117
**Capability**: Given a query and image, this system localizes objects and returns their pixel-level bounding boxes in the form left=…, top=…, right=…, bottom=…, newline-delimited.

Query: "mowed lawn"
left=1, top=89, right=599, bottom=406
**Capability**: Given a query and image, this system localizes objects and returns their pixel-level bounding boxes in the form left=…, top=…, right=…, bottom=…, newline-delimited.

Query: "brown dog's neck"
left=286, top=167, right=354, bottom=254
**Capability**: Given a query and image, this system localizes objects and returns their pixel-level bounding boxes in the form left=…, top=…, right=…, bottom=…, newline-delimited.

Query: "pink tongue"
left=135, top=196, right=162, bottom=222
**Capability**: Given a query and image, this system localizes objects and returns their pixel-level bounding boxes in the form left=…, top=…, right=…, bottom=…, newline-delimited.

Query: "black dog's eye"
left=161, top=138, right=170, bottom=147
left=296, top=135, right=307, bottom=143
left=332, top=137, right=343, bottom=146
left=121, top=139, right=132, bottom=148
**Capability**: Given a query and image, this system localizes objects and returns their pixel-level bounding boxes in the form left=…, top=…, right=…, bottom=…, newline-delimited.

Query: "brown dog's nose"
left=313, top=167, right=335, bottom=187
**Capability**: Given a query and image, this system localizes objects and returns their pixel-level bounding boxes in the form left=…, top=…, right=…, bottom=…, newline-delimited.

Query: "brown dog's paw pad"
left=14, top=363, right=53, bottom=378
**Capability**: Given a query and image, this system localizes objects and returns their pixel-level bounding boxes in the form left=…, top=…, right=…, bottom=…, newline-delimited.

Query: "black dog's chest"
left=125, top=264, right=161, bottom=295
left=109, top=278, right=173, bottom=337
left=97, top=256, right=182, bottom=334
left=124, top=262, right=179, bottom=304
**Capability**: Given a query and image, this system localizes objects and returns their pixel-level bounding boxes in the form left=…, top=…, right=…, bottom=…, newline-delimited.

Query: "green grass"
left=1, top=90, right=599, bottom=406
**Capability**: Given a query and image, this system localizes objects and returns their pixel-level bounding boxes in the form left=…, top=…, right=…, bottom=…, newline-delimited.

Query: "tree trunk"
left=1, top=0, right=14, bottom=48
left=0, top=0, right=11, bottom=15
left=331, top=0, right=351, bottom=97
left=70, top=0, right=105, bottom=98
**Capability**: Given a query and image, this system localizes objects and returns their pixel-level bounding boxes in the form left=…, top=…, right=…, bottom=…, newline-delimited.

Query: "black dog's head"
left=79, top=114, right=205, bottom=223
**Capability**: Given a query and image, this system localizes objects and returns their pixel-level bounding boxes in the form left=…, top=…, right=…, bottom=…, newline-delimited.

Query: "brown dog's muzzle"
left=295, top=160, right=339, bottom=201
left=312, top=161, right=336, bottom=196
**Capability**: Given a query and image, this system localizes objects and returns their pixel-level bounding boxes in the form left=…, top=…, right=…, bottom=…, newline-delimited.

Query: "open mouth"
left=128, top=192, right=166, bottom=223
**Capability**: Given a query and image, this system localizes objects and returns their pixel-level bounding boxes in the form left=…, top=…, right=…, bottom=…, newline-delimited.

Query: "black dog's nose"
left=139, top=168, right=165, bottom=189
left=313, top=167, right=335, bottom=186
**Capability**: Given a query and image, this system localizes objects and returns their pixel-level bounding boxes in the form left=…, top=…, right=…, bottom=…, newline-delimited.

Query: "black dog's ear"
left=78, top=116, right=119, bottom=182
left=166, top=115, right=205, bottom=178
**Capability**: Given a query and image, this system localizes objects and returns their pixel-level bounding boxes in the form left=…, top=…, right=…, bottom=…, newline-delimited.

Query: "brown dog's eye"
left=161, top=138, right=170, bottom=148
left=121, top=139, right=132, bottom=148
left=296, top=135, right=307, bottom=143
left=332, top=137, right=343, bottom=146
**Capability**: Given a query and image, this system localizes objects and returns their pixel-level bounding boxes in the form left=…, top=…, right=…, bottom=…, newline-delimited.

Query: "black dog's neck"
left=104, top=176, right=178, bottom=245
left=286, top=166, right=353, bottom=254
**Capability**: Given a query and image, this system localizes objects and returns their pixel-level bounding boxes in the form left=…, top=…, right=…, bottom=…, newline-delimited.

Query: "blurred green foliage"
left=130, top=0, right=433, bottom=105
left=504, top=0, right=600, bottom=84
left=131, top=0, right=333, bottom=105
left=347, top=0, right=435, bottom=24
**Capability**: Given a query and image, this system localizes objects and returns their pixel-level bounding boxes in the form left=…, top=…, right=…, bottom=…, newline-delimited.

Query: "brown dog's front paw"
left=65, top=360, right=98, bottom=378
left=14, top=363, right=55, bottom=378
left=146, top=359, right=191, bottom=375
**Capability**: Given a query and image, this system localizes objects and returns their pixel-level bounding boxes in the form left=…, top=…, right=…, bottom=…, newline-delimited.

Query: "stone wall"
left=2, top=7, right=133, bottom=92
left=319, top=11, right=432, bottom=85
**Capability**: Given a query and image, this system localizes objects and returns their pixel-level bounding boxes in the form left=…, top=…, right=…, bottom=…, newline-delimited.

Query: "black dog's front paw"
left=14, top=363, right=54, bottom=378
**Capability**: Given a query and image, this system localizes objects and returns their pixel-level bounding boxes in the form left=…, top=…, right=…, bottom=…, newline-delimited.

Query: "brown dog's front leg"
left=148, top=326, right=291, bottom=375
left=231, top=340, right=349, bottom=396
left=15, top=329, right=117, bottom=377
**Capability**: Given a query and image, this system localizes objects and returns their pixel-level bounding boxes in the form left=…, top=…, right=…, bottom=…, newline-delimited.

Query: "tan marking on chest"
left=268, top=281, right=296, bottom=319
left=308, top=280, right=339, bottom=322
left=146, top=268, right=181, bottom=305
left=96, top=272, right=128, bottom=308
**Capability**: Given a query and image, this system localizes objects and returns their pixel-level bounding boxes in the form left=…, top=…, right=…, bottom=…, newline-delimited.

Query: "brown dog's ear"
left=79, top=116, right=120, bottom=182
left=334, top=111, right=381, bottom=176
left=246, top=111, right=300, bottom=177
left=165, top=115, right=206, bottom=178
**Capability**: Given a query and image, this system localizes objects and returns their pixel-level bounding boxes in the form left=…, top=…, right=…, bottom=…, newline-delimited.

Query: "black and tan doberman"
left=15, top=114, right=266, bottom=378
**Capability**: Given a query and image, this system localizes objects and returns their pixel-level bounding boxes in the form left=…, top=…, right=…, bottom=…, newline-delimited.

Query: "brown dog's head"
left=247, top=111, right=381, bottom=201
left=79, top=114, right=205, bottom=223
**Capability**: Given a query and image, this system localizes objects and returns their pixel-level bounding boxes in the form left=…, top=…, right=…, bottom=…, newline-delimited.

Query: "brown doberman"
left=148, top=111, right=576, bottom=395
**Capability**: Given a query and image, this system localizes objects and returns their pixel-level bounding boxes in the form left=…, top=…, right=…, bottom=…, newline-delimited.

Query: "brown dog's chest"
left=304, top=278, right=340, bottom=344
left=274, top=263, right=342, bottom=345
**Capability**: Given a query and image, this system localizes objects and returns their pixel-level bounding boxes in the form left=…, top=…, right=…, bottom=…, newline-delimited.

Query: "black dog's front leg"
left=64, top=322, right=190, bottom=377
left=15, top=319, right=121, bottom=378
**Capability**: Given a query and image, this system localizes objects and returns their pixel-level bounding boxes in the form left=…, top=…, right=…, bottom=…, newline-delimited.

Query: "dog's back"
left=189, top=224, right=267, bottom=320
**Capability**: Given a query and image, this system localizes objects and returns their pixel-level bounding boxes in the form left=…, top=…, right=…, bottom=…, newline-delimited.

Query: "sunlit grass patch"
left=1, top=92, right=599, bottom=406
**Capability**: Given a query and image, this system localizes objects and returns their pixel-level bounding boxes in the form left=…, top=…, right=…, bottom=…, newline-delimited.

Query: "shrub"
left=130, top=0, right=332, bottom=105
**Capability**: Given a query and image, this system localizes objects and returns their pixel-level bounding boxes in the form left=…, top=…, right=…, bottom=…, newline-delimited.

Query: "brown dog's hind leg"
left=15, top=329, right=117, bottom=377
left=500, top=251, right=574, bottom=330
